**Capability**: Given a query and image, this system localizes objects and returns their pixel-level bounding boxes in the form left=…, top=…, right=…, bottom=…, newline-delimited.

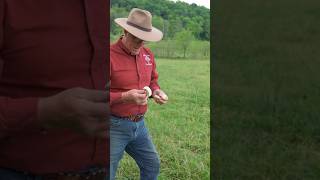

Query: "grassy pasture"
left=116, top=59, right=210, bottom=180
left=213, top=0, right=320, bottom=179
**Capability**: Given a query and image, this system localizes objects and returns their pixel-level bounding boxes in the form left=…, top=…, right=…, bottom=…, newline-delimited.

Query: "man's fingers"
left=77, top=99, right=110, bottom=118
left=136, top=93, right=147, bottom=99
left=141, top=100, right=148, bottom=105
left=153, top=94, right=160, bottom=99
left=159, top=99, right=167, bottom=104
left=153, top=97, right=167, bottom=105
left=154, top=91, right=168, bottom=103
left=136, top=90, right=146, bottom=94
left=153, top=95, right=161, bottom=104
left=157, top=99, right=164, bottom=104
left=159, top=94, right=168, bottom=101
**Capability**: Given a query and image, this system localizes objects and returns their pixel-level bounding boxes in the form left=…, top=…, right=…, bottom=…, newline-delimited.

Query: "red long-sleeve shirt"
left=0, top=0, right=109, bottom=174
left=110, top=38, right=160, bottom=116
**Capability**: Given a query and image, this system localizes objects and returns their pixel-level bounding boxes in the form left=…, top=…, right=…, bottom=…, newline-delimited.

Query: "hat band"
left=127, top=21, right=152, bottom=32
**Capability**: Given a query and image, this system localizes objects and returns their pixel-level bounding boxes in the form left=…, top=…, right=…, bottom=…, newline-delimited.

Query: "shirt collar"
left=116, top=36, right=135, bottom=56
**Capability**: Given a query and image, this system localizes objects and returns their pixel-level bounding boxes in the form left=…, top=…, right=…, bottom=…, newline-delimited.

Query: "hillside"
left=111, top=0, right=210, bottom=41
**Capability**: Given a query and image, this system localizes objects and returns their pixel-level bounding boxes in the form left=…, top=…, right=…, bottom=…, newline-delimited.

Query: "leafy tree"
left=174, top=29, right=195, bottom=58
left=200, top=20, right=210, bottom=40
left=111, top=0, right=210, bottom=41
left=167, top=17, right=183, bottom=38
left=186, top=19, right=203, bottom=39
left=110, top=7, right=128, bottom=36
left=152, top=15, right=164, bottom=33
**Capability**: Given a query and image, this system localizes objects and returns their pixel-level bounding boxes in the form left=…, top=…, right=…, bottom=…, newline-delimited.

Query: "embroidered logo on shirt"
left=143, top=54, right=152, bottom=66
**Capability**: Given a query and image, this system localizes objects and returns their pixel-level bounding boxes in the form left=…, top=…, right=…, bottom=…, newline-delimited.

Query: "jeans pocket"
left=110, top=118, right=121, bottom=128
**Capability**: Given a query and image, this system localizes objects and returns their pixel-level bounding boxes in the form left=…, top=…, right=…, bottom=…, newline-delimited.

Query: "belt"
left=0, top=167, right=107, bottom=180
left=112, top=114, right=144, bottom=122
left=41, top=168, right=106, bottom=180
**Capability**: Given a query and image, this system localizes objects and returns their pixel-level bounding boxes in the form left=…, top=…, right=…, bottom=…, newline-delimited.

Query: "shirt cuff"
left=150, top=85, right=160, bottom=93
left=0, top=97, right=41, bottom=136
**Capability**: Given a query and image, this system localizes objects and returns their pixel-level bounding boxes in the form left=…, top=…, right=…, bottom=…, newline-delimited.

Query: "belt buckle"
left=129, top=114, right=143, bottom=122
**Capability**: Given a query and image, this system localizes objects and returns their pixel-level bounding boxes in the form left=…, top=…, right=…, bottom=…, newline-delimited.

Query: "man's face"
left=123, top=32, right=145, bottom=55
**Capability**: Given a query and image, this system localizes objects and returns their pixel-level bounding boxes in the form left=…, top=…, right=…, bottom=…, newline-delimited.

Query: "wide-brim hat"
left=115, top=8, right=163, bottom=42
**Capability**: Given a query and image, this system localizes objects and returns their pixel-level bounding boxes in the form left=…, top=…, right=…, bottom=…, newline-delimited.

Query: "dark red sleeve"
left=110, top=92, right=122, bottom=105
left=109, top=60, right=122, bottom=105
left=0, top=97, right=40, bottom=137
left=0, top=0, right=3, bottom=77
left=0, top=1, right=41, bottom=138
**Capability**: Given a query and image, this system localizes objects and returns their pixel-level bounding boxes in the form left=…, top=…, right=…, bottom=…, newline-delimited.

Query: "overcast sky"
left=172, top=0, right=210, bottom=9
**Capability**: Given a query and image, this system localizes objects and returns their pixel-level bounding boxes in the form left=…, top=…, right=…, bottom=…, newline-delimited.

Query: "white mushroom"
left=143, top=86, right=152, bottom=97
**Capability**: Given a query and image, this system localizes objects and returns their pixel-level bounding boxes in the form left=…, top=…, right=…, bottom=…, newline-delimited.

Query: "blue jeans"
left=110, top=116, right=160, bottom=180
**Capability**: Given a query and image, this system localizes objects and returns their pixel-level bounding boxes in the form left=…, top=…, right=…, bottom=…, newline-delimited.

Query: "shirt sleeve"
left=149, top=51, right=161, bottom=92
left=0, top=1, right=41, bottom=138
left=0, top=97, right=40, bottom=138
left=110, top=92, right=122, bottom=105
left=109, top=60, right=122, bottom=105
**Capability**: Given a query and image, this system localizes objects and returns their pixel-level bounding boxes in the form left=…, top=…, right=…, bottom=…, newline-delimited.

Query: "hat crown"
left=114, top=8, right=163, bottom=42
left=127, top=8, right=152, bottom=30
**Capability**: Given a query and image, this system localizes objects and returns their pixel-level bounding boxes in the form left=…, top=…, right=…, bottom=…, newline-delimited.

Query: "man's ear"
left=123, top=29, right=128, bottom=36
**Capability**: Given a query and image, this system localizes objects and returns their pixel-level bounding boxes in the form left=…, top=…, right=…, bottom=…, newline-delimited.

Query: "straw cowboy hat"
left=115, top=8, right=163, bottom=42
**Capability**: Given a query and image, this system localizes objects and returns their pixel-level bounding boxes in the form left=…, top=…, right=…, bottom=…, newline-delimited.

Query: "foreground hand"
left=38, top=87, right=109, bottom=138
left=121, top=89, right=148, bottom=105
left=152, top=89, right=168, bottom=105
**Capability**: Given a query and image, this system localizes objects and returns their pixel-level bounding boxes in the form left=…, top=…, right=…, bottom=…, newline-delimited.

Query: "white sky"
left=172, top=0, right=210, bottom=9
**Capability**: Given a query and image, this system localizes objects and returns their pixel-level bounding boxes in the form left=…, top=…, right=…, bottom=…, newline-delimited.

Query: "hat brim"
left=115, top=18, right=163, bottom=42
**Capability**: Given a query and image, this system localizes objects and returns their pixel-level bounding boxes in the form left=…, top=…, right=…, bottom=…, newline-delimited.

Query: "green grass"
left=115, top=59, right=210, bottom=180
left=213, top=0, right=320, bottom=179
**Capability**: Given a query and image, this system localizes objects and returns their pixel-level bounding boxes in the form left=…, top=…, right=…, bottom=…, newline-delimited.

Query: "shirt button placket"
left=136, top=55, right=142, bottom=89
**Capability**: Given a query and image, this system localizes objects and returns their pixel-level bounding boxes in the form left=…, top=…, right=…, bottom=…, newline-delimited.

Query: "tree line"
left=111, top=0, right=210, bottom=59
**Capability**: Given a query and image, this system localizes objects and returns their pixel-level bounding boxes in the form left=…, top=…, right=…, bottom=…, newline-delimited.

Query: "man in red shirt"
left=0, top=1, right=109, bottom=179
left=110, top=8, right=168, bottom=180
